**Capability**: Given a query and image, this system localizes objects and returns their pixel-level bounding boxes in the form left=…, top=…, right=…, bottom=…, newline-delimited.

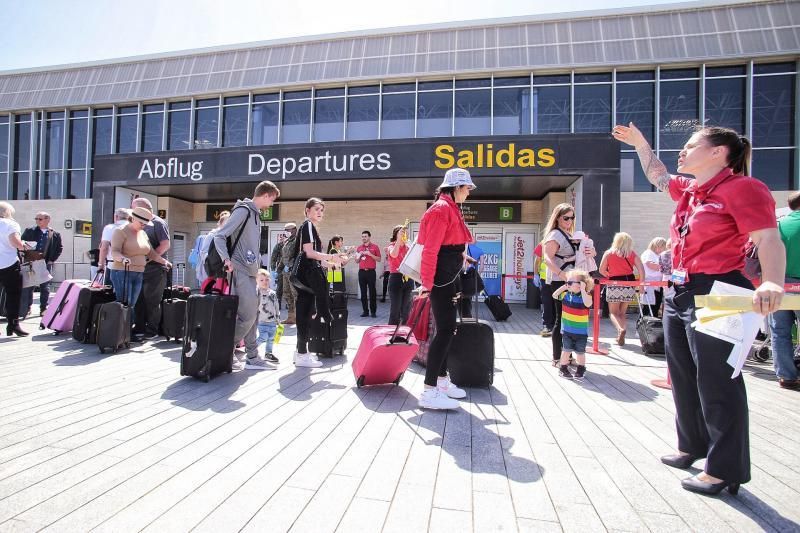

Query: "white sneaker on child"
left=245, top=357, right=277, bottom=370
left=419, top=388, right=460, bottom=410
left=437, top=376, right=467, bottom=399
left=293, top=352, right=323, bottom=368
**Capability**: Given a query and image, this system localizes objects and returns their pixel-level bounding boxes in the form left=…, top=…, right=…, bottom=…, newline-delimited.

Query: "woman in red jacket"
left=417, top=168, right=476, bottom=410
left=614, top=122, right=785, bottom=496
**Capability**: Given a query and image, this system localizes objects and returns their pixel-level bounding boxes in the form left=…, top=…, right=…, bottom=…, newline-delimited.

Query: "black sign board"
left=206, top=203, right=280, bottom=222
left=425, top=202, right=522, bottom=223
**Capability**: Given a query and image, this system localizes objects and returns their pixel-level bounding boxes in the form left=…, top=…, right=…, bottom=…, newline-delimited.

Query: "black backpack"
left=204, top=206, right=254, bottom=278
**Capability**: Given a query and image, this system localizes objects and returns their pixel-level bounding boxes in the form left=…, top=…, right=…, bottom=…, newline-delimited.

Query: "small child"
left=256, top=269, right=281, bottom=363
left=552, top=270, right=594, bottom=380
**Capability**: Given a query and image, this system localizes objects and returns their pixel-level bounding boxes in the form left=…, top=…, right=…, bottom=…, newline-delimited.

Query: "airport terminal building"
left=0, top=0, right=798, bottom=298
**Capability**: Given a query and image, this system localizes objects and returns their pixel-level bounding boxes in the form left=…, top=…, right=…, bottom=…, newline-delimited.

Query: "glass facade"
left=0, top=61, right=797, bottom=199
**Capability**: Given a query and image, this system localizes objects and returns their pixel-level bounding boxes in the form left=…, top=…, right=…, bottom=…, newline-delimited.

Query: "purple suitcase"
left=40, top=279, right=91, bottom=334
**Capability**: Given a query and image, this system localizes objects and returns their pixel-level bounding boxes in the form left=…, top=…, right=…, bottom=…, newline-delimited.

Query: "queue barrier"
left=500, top=273, right=535, bottom=301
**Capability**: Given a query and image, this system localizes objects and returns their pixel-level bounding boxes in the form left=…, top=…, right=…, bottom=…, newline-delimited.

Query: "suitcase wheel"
left=164, top=336, right=170, bottom=342
left=175, top=339, right=181, bottom=344
left=39, top=324, right=44, bottom=330
left=393, top=372, right=404, bottom=386
left=754, top=345, right=771, bottom=362
left=125, top=342, right=131, bottom=349
left=98, top=347, right=106, bottom=354
left=356, top=375, right=365, bottom=388
left=203, top=374, right=210, bottom=383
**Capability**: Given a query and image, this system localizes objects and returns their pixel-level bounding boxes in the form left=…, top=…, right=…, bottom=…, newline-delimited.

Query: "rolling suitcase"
left=483, top=293, right=512, bottom=321
left=309, top=292, right=348, bottom=357
left=40, top=278, right=91, bottom=334
left=352, top=312, right=423, bottom=388
left=161, top=277, right=187, bottom=342
left=94, top=267, right=132, bottom=354
left=181, top=282, right=237, bottom=382
left=72, top=282, right=116, bottom=343
left=636, top=297, right=664, bottom=355
left=447, top=293, right=495, bottom=387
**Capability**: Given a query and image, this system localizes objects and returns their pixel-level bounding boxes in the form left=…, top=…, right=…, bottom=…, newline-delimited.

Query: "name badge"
left=671, top=268, right=689, bottom=285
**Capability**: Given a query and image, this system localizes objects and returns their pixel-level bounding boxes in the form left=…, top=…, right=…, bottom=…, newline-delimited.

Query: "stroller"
left=749, top=316, right=800, bottom=364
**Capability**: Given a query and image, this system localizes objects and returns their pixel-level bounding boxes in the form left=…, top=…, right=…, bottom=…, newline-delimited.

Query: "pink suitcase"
left=352, top=323, right=419, bottom=388
left=40, top=279, right=91, bottom=334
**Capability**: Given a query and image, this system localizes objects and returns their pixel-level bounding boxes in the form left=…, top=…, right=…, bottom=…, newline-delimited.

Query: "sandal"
left=616, top=329, right=626, bottom=346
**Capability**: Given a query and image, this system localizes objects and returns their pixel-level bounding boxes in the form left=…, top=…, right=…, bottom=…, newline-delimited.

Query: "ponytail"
left=698, top=126, right=751, bottom=175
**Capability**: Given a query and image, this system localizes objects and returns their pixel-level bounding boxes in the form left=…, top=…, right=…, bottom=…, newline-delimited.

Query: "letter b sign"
left=498, top=206, right=513, bottom=221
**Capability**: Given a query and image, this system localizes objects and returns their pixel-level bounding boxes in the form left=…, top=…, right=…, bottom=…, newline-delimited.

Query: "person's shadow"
left=277, top=363, right=347, bottom=402
left=160, top=371, right=254, bottom=413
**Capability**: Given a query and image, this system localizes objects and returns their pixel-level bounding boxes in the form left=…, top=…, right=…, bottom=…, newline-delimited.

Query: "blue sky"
left=1, top=0, right=677, bottom=71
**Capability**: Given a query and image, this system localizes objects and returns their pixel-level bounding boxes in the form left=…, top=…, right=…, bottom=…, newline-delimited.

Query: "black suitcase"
left=330, top=291, right=347, bottom=310
left=72, top=285, right=115, bottom=343
left=163, top=286, right=191, bottom=301
left=309, top=307, right=348, bottom=357
left=181, top=293, right=237, bottom=382
left=447, top=294, right=495, bottom=387
left=94, top=301, right=132, bottom=353
left=636, top=298, right=664, bottom=355
left=161, top=298, right=187, bottom=342
left=483, top=294, right=512, bottom=321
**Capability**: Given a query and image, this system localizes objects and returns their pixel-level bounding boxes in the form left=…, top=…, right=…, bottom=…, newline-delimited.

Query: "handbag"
left=397, top=240, right=423, bottom=284
left=21, top=259, right=53, bottom=288
left=289, top=222, right=314, bottom=294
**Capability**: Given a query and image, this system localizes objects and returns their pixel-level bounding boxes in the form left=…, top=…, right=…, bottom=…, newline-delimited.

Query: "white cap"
left=572, top=231, right=586, bottom=240
left=439, top=168, right=476, bottom=190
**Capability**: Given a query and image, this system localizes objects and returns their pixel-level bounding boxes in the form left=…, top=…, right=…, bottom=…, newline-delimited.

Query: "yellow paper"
left=695, top=294, right=800, bottom=312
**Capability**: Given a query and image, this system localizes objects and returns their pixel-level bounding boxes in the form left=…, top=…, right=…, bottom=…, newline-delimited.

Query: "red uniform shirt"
left=417, top=194, right=473, bottom=288
left=387, top=242, right=409, bottom=273
left=356, top=242, right=381, bottom=270
left=668, top=168, right=776, bottom=275
left=606, top=251, right=637, bottom=277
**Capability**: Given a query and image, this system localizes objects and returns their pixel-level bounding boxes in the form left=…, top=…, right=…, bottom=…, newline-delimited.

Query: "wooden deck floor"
left=0, top=301, right=798, bottom=533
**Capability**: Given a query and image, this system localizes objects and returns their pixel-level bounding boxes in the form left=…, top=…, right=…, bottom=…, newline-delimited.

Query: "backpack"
left=204, top=206, right=254, bottom=278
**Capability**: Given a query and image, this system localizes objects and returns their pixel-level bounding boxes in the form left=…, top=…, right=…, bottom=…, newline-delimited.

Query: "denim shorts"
left=562, top=332, right=587, bottom=353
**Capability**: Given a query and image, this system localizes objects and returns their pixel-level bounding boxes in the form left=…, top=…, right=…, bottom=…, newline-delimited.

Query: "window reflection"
left=251, top=102, right=279, bottom=145
left=532, top=86, right=569, bottom=134
left=282, top=100, right=311, bottom=144
left=753, top=74, right=795, bottom=147
left=167, top=109, right=190, bottom=150
left=493, top=87, right=530, bottom=135
left=454, top=89, right=490, bottom=136
left=417, top=91, right=452, bottom=138
left=141, top=111, right=163, bottom=152
left=313, top=97, right=344, bottom=142
left=381, top=93, right=415, bottom=139
left=194, top=107, right=219, bottom=149
left=704, top=77, right=745, bottom=132
left=346, top=95, right=379, bottom=140
left=659, top=80, right=699, bottom=150
left=574, top=84, right=611, bottom=133
left=752, top=149, right=794, bottom=190
left=616, top=83, right=654, bottom=145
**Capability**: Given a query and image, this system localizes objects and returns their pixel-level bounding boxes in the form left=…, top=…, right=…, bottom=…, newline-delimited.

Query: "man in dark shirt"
left=20, top=212, right=63, bottom=316
left=131, top=197, right=170, bottom=341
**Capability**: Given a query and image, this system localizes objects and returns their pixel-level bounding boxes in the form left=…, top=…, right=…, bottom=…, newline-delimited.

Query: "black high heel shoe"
left=7, top=320, right=29, bottom=337
left=660, top=453, right=700, bottom=469
left=681, top=475, right=740, bottom=496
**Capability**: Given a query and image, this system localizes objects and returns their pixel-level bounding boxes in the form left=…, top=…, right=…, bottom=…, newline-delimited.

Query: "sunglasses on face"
left=35, top=218, right=47, bottom=221
left=561, top=216, right=575, bottom=221
left=566, top=281, right=581, bottom=285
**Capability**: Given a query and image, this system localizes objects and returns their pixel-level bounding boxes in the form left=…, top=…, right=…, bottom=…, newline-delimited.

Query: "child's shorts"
left=562, top=332, right=587, bottom=353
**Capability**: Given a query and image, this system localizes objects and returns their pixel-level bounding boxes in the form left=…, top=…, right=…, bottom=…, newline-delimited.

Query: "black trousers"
left=134, top=263, right=168, bottom=336
left=664, top=272, right=751, bottom=484
left=0, top=262, right=22, bottom=321
left=381, top=270, right=390, bottom=299
left=424, top=280, right=458, bottom=387
left=295, top=266, right=331, bottom=354
left=647, top=288, right=663, bottom=317
left=541, top=282, right=555, bottom=329
left=550, top=280, right=565, bottom=360
left=387, top=273, right=413, bottom=325
left=358, top=269, right=377, bottom=314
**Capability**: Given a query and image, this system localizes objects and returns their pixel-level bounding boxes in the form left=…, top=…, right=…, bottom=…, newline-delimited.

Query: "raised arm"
left=612, top=122, right=671, bottom=192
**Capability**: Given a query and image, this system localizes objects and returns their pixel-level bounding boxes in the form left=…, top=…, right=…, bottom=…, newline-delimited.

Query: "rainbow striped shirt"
left=560, top=292, right=590, bottom=336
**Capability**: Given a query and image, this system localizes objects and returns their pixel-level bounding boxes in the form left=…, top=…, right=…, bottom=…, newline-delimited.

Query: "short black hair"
left=361, top=230, right=371, bottom=237
left=789, top=190, right=800, bottom=211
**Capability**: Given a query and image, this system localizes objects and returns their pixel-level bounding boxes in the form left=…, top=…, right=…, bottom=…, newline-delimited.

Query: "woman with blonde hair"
left=598, top=232, right=645, bottom=345
left=641, top=237, right=668, bottom=316
left=0, top=202, right=30, bottom=336
left=542, top=203, right=596, bottom=365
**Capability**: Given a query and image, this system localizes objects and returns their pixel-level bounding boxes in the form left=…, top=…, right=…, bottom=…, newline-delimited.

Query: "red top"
left=417, top=194, right=473, bottom=288
left=668, top=168, right=776, bottom=274
left=356, top=242, right=381, bottom=270
left=606, top=251, right=637, bottom=277
left=387, top=242, right=409, bottom=273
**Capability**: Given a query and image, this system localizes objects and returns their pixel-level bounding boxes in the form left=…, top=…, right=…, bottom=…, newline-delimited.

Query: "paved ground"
left=0, top=299, right=798, bottom=533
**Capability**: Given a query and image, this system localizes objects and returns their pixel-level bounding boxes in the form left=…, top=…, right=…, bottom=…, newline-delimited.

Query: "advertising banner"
left=565, top=177, right=583, bottom=231
left=474, top=233, right=502, bottom=297
left=114, top=186, right=158, bottom=213
left=503, top=232, right=535, bottom=302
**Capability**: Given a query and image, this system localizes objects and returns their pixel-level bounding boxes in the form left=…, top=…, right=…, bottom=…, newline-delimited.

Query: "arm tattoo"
left=635, top=144, right=671, bottom=192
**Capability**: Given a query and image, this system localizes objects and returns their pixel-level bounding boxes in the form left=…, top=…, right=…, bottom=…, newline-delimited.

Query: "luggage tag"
left=671, top=268, right=689, bottom=285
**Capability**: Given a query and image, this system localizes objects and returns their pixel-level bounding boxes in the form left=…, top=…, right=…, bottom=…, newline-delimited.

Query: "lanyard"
left=675, top=173, right=735, bottom=269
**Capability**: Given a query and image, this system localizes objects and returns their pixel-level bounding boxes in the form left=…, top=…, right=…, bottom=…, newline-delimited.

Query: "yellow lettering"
left=496, top=143, right=514, bottom=167
left=486, top=143, right=493, bottom=168
left=434, top=145, right=454, bottom=169
left=517, top=148, right=536, bottom=167
left=538, top=148, right=555, bottom=167
left=456, top=150, right=474, bottom=168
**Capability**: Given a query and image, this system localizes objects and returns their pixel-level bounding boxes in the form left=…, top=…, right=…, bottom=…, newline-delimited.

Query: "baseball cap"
left=284, top=222, right=297, bottom=230
left=438, top=168, right=476, bottom=190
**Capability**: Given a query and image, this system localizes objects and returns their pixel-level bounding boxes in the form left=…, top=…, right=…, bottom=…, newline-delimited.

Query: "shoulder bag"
left=205, top=206, right=250, bottom=278
left=289, top=221, right=314, bottom=294
left=397, top=240, right=423, bottom=284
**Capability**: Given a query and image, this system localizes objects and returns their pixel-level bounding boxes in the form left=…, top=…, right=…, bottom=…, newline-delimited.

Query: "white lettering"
left=266, top=158, right=281, bottom=175
left=377, top=153, right=391, bottom=170
left=359, top=153, right=375, bottom=171
left=137, top=159, right=153, bottom=179
left=248, top=154, right=265, bottom=175
left=137, top=157, right=204, bottom=181
left=282, top=157, right=296, bottom=180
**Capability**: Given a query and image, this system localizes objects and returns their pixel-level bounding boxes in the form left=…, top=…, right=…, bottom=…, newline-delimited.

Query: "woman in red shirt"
left=614, top=123, right=785, bottom=496
left=417, top=168, right=476, bottom=411
left=386, top=224, right=413, bottom=325
left=598, top=232, right=645, bottom=346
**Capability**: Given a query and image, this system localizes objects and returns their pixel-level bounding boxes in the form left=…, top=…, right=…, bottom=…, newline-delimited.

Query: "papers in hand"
left=691, top=282, right=761, bottom=379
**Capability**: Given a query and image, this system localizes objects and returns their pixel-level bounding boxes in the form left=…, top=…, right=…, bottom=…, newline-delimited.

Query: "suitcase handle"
left=389, top=296, right=427, bottom=344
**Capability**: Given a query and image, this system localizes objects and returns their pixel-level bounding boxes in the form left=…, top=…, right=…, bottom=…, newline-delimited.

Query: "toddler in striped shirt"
left=552, top=270, right=594, bottom=380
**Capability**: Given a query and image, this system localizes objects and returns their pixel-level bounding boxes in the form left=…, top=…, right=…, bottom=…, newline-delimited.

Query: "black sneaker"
left=142, top=332, right=160, bottom=341
left=559, top=365, right=573, bottom=379
left=360, top=312, right=369, bottom=317
left=370, top=313, right=377, bottom=318
left=265, top=353, right=279, bottom=363
left=575, top=365, right=586, bottom=379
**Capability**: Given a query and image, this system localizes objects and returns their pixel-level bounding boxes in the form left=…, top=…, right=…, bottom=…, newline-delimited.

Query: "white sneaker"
left=293, top=352, right=323, bottom=368
left=437, top=376, right=467, bottom=399
left=419, top=388, right=460, bottom=410
left=245, top=357, right=277, bottom=370
left=232, top=361, right=246, bottom=372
